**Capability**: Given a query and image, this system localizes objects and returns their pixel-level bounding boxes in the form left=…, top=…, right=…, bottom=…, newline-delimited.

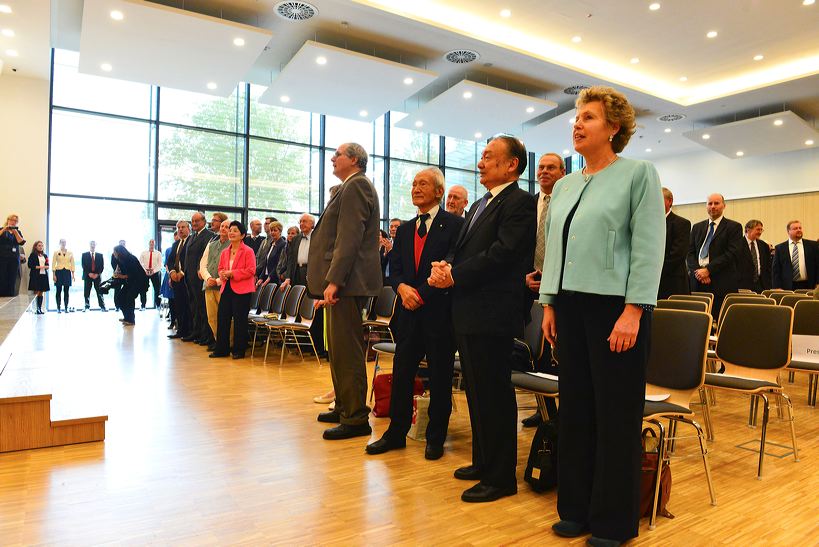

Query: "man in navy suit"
left=365, top=167, right=464, bottom=461
left=429, top=135, right=536, bottom=503
left=81, top=240, right=106, bottom=311
left=738, top=219, right=772, bottom=293
left=772, top=220, right=819, bottom=290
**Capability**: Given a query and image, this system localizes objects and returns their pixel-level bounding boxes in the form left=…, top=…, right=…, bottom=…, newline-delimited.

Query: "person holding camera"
left=27, top=241, right=49, bottom=314
left=52, top=239, right=75, bottom=313
left=0, top=214, right=26, bottom=296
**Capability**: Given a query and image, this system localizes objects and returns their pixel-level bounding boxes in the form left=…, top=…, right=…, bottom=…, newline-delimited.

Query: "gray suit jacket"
left=307, top=171, right=381, bottom=298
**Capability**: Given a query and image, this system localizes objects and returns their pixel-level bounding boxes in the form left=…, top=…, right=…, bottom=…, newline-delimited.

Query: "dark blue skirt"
left=54, top=269, right=72, bottom=287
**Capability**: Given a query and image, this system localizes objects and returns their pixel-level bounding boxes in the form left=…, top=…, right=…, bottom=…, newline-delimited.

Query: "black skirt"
left=28, top=271, right=50, bottom=292
left=54, top=269, right=72, bottom=287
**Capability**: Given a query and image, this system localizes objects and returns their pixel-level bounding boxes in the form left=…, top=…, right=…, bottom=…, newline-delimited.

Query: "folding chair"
left=263, top=285, right=306, bottom=362
left=363, top=286, right=398, bottom=355
left=786, top=300, right=819, bottom=406
left=278, top=292, right=321, bottom=365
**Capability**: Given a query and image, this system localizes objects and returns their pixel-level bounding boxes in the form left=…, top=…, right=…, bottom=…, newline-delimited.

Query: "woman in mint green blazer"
left=539, top=87, right=665, bottom=546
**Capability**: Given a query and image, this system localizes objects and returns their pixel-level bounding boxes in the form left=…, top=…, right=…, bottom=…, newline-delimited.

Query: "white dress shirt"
left=297, top=233, right=311, bottom=266
left=416, top=205, right=439, bottom=233
left=139, top=250, right=163, bottom=275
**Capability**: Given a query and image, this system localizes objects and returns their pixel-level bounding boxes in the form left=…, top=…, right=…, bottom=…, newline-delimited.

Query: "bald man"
left=445, top=185, right=469, bottom=218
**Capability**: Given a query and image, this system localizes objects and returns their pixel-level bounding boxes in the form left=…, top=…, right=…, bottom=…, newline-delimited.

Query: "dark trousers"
left=554, top=291, right=650, bottom=542
left=172, top=278, right=191, bottom=337
left=55, top=284, right=70, bottom=309
left=794, top=280, right=814, bottom=290
left=215, top=281, right=251, bottom=355
left=456, top=333, right=517, bottom=489
left=120, top=283, right=139, bottom=323
left=84, top=277, right=105, bottom=308
left=386, top=318, right=455, bottom=447
left=0, top=257, right=18, bottom=296
left=140, top=273, right=161, bottom=308
left=187, top=278, right=208, bottom=341
left=326, top=296, right=371, bottom=426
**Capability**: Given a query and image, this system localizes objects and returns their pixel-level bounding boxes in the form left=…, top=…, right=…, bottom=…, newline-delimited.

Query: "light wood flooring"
left=0, top=310, right=817, bottom=545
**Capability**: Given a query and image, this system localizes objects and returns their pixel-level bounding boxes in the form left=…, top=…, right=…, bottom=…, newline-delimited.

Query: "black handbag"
left=524, top=418, right=559, bottom=492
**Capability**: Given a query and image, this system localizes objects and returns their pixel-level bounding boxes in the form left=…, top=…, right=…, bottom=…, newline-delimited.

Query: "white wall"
left=0, top=75, right=50, bottom=250
left=653, top=146, right=819, bottom=206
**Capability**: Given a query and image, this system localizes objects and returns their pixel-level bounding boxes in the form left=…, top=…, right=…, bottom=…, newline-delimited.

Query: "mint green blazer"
left=538, top=157, right=665, bottom=306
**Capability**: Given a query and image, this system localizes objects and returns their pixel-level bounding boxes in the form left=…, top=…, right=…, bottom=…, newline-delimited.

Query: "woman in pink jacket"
left=210, top=220, right=257, bottom=359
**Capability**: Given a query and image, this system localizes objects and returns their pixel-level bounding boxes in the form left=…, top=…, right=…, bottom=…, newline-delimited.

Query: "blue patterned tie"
left=699, top=221, right=715, bottom=260
left=791, top=242, right=801, bottom=282
left=467, top=192, right=493, bottom=233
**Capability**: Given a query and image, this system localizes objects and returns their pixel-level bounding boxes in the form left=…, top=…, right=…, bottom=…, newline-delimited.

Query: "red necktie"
left=91, top=253, right=95, bottom=273
left=148, top=252, right=153, bottom=269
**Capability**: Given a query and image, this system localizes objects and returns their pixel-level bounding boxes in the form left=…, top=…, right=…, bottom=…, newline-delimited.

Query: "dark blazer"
left=81, top=251, right=105, bottom=281
left=280, top=233, right=308, bottom=281
left=772, top=239, right=819, bottom=290
left=737, top=237, right=772, bottom=292
left=449, top=182, right=536, bottom=336
left=165, top=238, right=187, bottom=275
left=183, top=228, right=215, bottom=279
left=658, top=211, right=691, bottom=299
left=244, top=234, right=264, bottom=255
left=687, top=217, right=743, bottom=312
left=118, top=252, right=149, bottom=294
left=257, top=237, right=286, bottom=281
left=389, top=209, right=464, bottom=333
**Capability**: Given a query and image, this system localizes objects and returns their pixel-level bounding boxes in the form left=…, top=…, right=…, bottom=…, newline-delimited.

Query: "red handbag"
left=372, top=373, right=424, bottom=417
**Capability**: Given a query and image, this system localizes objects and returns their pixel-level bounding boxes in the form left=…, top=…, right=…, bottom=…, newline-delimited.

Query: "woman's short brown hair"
left=576, top=86, right=636, bottom=153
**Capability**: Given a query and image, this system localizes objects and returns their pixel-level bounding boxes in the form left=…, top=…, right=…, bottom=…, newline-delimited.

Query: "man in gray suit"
left=308, top=142, right=382, bottom=440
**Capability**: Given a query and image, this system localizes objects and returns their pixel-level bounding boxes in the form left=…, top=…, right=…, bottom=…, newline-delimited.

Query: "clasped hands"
left=427, top=261, right=454, bottom=289
left=694, top=268, right=711, bottom=285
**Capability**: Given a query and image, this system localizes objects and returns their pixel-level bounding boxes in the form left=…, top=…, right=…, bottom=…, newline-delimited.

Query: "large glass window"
left=444, top=169, right=479, bottom=203
left=249, top=85, right=319, bottom=144
left=445, top=136, right=479, bottom=171
left=249, top=140, right=319, bottom=214
left=325, top=115, right=383, bottom=154
left=159, top=85, right=246, bottom=133
left=390, top=112, right=439, bottom=164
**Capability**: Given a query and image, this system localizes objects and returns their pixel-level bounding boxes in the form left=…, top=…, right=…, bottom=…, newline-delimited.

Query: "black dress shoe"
left=521, top=412, right=543, bottom=428
left=181, top=336, right=197, bottom=342
left=196, top=339, right=209, bottom=346
left=552, top=520, right=590, bottom=538
left=323, top=423, right=372, bottom=440
left=454, top=465, right=482, bottom=480
left=461, top=483, right=516, bottom=503
left=232, top=353, right=245, bottom=359
left=168, top=334, right=183, bottom=339
left=317, top=410, right=341, bottom=423
left=209, top=352, right=229, bottom=358
left=207, top=344, right=217, bottom=351
left=587, top=537, right=621, bottom=547
left=365, top=435, right=406, bottom=455
left=425, top=444, right=444, bottom=460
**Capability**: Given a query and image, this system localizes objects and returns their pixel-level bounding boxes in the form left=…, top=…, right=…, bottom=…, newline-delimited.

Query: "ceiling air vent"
left=657, top=114, right=686, bottom=122
left=275, top=1, right=318, bottom=21
left=563, top=85, right=589, bottom=95
left=444, top=50, right=480, bottom=64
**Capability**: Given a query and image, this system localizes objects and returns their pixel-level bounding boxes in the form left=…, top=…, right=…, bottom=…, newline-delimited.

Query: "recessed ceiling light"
left=1, top=29, right=14, bottom=37
left=100, top=63, right=112, bottom=72
left=571, top=35, right=582, bottom=43
left=206, top=82, right=217, bottom=90
left=735, top=151, right=744, bottom=157
left=645, top=148, right=652, bottom=152
left=315, top=56, right=327, bottom=65
left=359, top=110, right=368, bottom=117
left=706, top=30, right=718, bottom=38
left=5, top=49, right=17, bottom=57
left=462, top=91, right=473, bottom=99
left=562, top=149, right=570, bottom=156
left=806, top=139, right=815, bottom=145
left=233, top=38, right=245, bottom=47
left=630, top=57, right=640, bottom=64
left=679, top=76, right=688, bottom=82
left=280, top=95, right=290, bottom=103
left=649, top=2, right=661, bottom=10
left=664, top=128, right=671, bottom=133
left=500, top=9, right=511, bottom=17
left=702, top=134, right=710, bottom=140
left=474, top=132, right=483, bottom=139
left=753, top=54, right=764, bottom=61
left=526, top=106, right=535, bottom=113
left=414, top=120, right=423, bottom=128
left=773, top=119, right=783, bottom=126
left=0, top=5, right=11, bottom=15
left=110, top=10, right=124, bottom=21
left=403, top=77, right=413, bottom=85
left=803, top=0, right=815, bottom=5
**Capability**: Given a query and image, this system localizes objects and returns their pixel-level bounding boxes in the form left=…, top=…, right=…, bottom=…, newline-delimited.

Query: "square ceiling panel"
left=520, top=110, right=577, bottom=158
left=683, top=111, right=819, bottom=159
left=395, top=80, right=556, bottom=142
left=79, top=0, right=272, bottom=97
left=258, top=40, right=438, bottom=122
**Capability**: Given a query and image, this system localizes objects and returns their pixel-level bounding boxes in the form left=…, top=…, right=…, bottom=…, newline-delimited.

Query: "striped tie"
left=791, top=242, right=800, bottom=282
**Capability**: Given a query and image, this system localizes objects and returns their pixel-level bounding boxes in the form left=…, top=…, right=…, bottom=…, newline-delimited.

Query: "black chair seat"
left=644, top=400, right=693, bottom=417
left=788, top=360, right=819, bottom=372
left=372, top=342, right=396, bottom=354
left=511, top=371, right=559, bottom=395
left=363, top=320, right=389, bottom=327
left=264, top=319, right=293, bottom=328
left=704, top=373, right=779, bottom=391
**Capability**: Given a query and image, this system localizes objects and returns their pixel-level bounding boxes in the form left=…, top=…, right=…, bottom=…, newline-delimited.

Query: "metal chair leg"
left=699, top=387, right=714, bottom=441
left=251, top=326, right=259, bottom=357
left=788, top=370, right=795, bottom=383
left=780, top=392, right=799, bottom=462
left=263, top=327, right=272, bottom=362
left=306, top=332, right=320, bottom=366
left=684, top=417, right=717, bottom=506
left=757, top=393, right=770, bottom=480
left=667, top=419, right=678, bottom=455
left=748, top=395, right=759, bottom=427
left=648, top=420, right=666, bottom=531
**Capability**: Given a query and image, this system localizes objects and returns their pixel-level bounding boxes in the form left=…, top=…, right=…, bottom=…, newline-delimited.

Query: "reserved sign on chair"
left=792, top=335, right=819, bottom=363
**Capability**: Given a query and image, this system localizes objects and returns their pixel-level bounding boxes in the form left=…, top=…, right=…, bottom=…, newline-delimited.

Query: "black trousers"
left=84, top=277, right=105, bottom=308
left=140, top=273, right=161, bottom=307
left=554, top=291, right=650, bottom=542
left=0, top=257, right=18, bottom=296
left=456, top=333, right=517, bottom=489
left=172, top=278, right=191, bottom=337
left=215, top=281, right=251, bottom=355
left=385, top=315, right=455, bottom=447
left=187, top=277, right=208, bottom=340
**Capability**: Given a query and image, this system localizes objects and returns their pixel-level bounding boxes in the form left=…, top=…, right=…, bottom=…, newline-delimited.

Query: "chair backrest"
left=691, top=291, right=714, bottom=302
left=646, top=309, right=711, bottom=407
left=770, top=291, right=794, bottom=304
left=249, top=287, right=262, bottom=310
left=657, top=299, right=708, bottom=313
left=794, top=288, right=814, bottom=295
left=762, top=289, right=792, bottom=298
left=717, top=295, right=774, bottom=330
left=780, top=294, right=811, bottom=308
left=257, top=283, right=276, bottom=313
left=793, top=300, right=819, bottom=336
left=521, top=302, right=545, bottom=363
left=270, top=285, right=290, bottom=316
left=737, top=289, right=756, bottom=294
left=283, top=285, right=306, bottom=319
left=297, top=293, right=317, bottom=325
left=727, top=292, right=764, bottom=298
left=716, top=304, right=793, bottom=379
left=373, top=286, right=397, bottom=321
left=669, top=294, right=712, bottom=315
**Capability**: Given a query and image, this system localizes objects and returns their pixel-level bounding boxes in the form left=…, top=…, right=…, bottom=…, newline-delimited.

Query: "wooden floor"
left=0, top=311, right=817, bottom=545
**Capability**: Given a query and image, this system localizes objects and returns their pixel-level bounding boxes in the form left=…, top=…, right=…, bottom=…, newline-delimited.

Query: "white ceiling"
left=0, top=0, right=51, bottom=79
left=258, top=40, right=437, bottom=122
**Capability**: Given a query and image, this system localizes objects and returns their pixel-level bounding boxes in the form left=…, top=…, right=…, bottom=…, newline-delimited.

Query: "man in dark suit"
left=167, top=220, right=192, bottom=339
left=244, top=218, right=264, bottom=254
left=429, top=135, right=536, bottom=503
left=658, top=187, right=691, bottom=299
left=308, top=142, right=382, bottom=441
left=184, top=211, right=216, bottom=345
left=772, top=220, right=819, bottom=290
left=81, top=240, right=106, bottom=311
left=110, top=239, right=125, bottom=311
left=738, top=219, right=772, bottom=293
left=365, top=167, right=464, bottom=460
left=686, top=193, right=743, bottom=317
